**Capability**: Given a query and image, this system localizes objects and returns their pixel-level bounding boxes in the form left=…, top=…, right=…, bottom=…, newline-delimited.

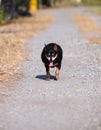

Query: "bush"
left=81, top=0, right=101, bottom=5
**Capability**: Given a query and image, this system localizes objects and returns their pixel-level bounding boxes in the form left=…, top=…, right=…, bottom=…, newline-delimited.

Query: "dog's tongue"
left=49, top=62, right=53, bottom=67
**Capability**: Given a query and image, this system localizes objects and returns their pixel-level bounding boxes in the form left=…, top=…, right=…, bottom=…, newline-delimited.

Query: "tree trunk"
left=38, top=0, right=43, bottom=8
left=50, top=0, right=54, bottom=7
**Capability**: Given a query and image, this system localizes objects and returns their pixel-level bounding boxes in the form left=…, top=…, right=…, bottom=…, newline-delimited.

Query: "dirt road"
left=0, top=7, right=101, bottom=130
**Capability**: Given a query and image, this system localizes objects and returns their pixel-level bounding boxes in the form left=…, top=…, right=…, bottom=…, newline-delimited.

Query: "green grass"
left=87, top=7, right=101, bottom=14
left=0, top=10, right=4, bottom=24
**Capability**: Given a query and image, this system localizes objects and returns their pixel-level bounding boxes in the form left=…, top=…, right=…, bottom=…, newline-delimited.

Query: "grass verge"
left=72, top=13, right=101, bottom=45
left=0, top=13, right=55, bottom=82
left=87, top=7, right=101, bottom=15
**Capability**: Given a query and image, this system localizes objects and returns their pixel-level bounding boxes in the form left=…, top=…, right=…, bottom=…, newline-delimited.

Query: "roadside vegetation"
left=72, top=14, right=101, bottom=45
left=0, top=13, right=54, bottom=82
left=87, top=7, right=101, bottom=15
left=72, top=14, right=101, bottom=32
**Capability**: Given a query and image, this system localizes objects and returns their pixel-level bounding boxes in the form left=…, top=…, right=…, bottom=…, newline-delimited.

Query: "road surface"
left=0, top=7, right=101, bottom=130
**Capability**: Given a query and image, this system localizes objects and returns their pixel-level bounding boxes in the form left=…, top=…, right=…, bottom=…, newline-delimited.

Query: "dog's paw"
left=46, top=77, right=50, bottom=81
left=54, top=77, right=58, bottom=81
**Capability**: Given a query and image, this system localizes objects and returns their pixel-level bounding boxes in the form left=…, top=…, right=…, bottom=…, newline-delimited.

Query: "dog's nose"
left=50, top=57, right=53, bottom=63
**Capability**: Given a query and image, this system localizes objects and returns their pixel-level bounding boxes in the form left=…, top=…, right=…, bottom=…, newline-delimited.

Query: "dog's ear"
left=54, top=44, right=58, bottom=51
left=44, top=44, right=47, bottom=51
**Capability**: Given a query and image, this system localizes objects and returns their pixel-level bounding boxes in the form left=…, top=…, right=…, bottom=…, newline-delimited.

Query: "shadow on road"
left=36, top=75, right=55, bottom=80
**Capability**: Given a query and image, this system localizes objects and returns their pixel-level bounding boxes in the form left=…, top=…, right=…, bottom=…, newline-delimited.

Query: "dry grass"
left=89, top=37, right=101, bottom=44
left=87, top=7, right=101, bottom=15
left=72, top=14, right=101, bottom=32
left=0, top=13, right=55, bottom=82
left=72, top=14, right=101, bottom=45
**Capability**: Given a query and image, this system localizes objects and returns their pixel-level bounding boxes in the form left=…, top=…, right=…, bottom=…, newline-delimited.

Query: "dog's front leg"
left=45, top=64, right=50, bottom=81
left=55, top=67, right=60, bottom=80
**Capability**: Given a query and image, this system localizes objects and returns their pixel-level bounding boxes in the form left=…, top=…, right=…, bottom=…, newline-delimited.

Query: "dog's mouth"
left=49, top=62, right=54, bottom=67
left=46, top=53, right=58, bottom=67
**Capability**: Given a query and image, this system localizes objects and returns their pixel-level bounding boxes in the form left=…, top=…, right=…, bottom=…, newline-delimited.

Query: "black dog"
left=41, top=43, right=63, bottom=80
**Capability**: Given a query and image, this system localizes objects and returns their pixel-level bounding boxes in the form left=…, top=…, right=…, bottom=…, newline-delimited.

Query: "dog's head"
left=45, top=44, right=58, bottom=67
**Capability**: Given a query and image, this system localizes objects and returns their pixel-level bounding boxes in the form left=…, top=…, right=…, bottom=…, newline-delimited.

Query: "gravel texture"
left=0, top=7, right=101, bottom=130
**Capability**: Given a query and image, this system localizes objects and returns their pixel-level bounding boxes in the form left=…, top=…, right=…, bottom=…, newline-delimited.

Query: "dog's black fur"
left=41, top=43, right=63, bottom=80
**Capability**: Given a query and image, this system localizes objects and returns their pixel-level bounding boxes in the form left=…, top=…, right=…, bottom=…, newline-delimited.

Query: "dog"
left=41, top=43, right=63, bottom=80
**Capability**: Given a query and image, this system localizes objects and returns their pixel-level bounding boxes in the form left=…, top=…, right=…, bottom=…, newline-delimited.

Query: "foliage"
left=0, top=0, right=31, bottom=23
left=87, top=7, right=101, bottom=14
left=81, top=0, right=101, bottom=5
left=0, top=10, right=4, bottom=23
left=42, top=0, right=55, bottom=7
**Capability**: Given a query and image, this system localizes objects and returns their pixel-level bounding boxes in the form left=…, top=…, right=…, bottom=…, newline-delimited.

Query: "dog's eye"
left=52, top=53, right=56, bottom=57
left=47, top=53, right=51, bottom=57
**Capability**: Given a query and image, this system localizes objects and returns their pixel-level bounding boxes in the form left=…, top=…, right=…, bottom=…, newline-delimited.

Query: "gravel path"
left=0, top=7, right=101, bottom=130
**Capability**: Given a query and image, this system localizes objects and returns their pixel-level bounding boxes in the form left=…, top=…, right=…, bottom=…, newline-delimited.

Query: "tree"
left=50, top=0, right=54, bottom=7
left=17, top=0, right=31, bottom=16
left=38, top=0, right=43, bottom=8
left=1, top=0, right=31, bottom=21
left=42, top=0, right=55, bottom=7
